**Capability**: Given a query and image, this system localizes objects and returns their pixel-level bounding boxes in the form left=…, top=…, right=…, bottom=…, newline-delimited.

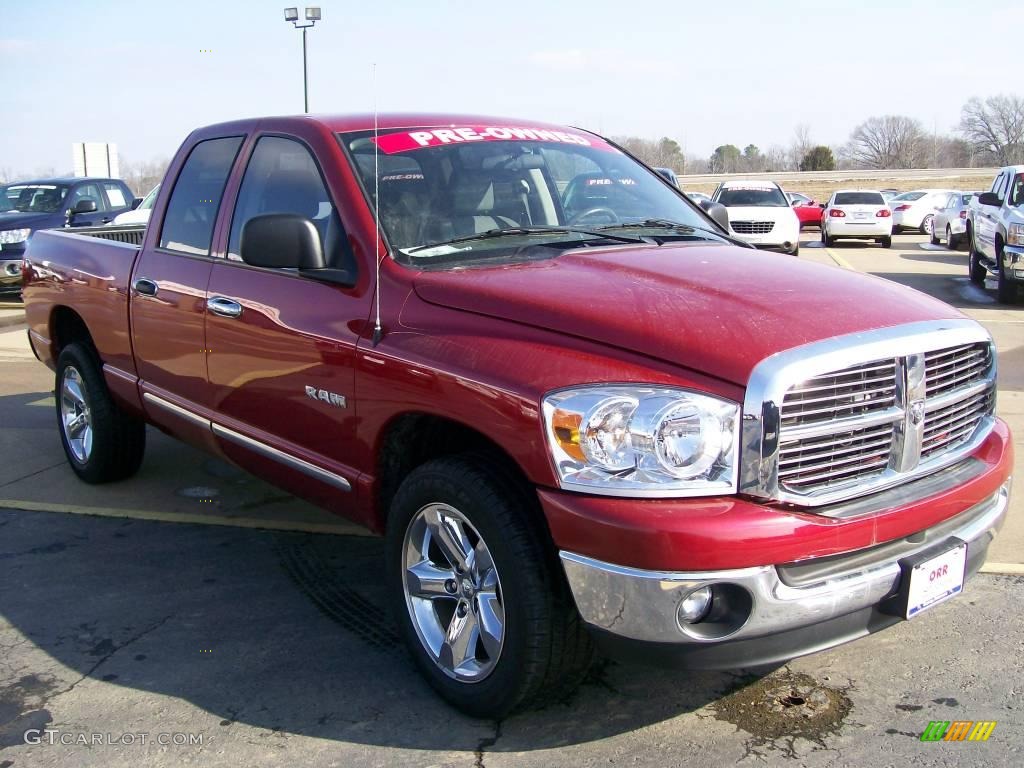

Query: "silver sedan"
left=930, top=191, right=982, bottom=249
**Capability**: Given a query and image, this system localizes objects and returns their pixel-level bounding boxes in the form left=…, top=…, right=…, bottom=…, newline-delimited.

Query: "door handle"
left=101, top=217, right=112, bottom=224
left=133, top=277, right=158, bottom=296
left=207, top=296, right=243, bottom=318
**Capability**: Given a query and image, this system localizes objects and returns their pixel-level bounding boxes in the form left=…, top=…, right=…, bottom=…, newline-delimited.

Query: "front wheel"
left=56, top=343, right=145, bottom=483
left=386, top=455, right=592, bottom=718
left=996, top=250, right=1020, bottom=304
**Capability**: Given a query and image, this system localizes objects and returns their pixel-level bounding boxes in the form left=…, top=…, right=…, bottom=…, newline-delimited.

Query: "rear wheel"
left=56, top=343, right=145, bottom=483
left=879, top=236, right=892, bottom=248
left=920, top=214, right=934, bottom=236
left=968, top=230, right=987, bottom=286
left=946, top=225, right=959, bottom=250
left=386, top=455, right=592, bottom=718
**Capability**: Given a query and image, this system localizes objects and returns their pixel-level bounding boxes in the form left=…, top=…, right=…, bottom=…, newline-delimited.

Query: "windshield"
left=716, top=186, right=788, bottom=207
left=892, top=191, right=925, bottom=202
left=139, top=184, right=160, bottom=211
left=340, top=126, right=710, bottom=260
left=0, top=183, right=70, bottom=213
left=834, top=192, right=884, bottom=205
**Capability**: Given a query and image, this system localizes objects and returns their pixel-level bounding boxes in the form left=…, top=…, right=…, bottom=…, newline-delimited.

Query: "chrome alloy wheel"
left=402, top=503, right=505, bottom=682
left=60, top=366, right=92, bottom=463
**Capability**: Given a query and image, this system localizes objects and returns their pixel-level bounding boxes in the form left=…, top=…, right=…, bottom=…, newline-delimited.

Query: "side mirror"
left=130, top=197, right=144, bottom=211
left=820, top=202, right=826, bottom=208
left=71, top=199, right=98, bottom=214
left=702, top=201, right=730, bottom=232
left=241, top=213, right=326, bottom=270
left=977, top=192, right=1001, bottom=207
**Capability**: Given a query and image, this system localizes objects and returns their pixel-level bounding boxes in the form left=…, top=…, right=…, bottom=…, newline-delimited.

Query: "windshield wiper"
left=406, top=225, right=645, bottom=254
left=599, top=218, right=754, bottom=249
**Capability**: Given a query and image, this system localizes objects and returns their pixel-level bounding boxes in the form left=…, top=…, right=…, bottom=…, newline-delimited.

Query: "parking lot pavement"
left=0, top=296, right=24, bottom=329
left=1, top=235, right=1022, bottom=766
left=1, top=506, right=1022, bottom=768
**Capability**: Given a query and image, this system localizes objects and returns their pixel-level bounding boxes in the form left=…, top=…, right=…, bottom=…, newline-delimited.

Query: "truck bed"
left=22, top=227, right=143, bottom=378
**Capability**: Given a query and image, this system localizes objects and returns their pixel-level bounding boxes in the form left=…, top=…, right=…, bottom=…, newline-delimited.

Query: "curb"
left=0, top=313, right=26, bottom=329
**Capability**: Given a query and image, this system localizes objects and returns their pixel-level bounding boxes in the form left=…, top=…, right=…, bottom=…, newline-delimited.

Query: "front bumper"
left=560, top=481, right=1009, bottom=667
left=1003, top=244, right=1024, bottom=282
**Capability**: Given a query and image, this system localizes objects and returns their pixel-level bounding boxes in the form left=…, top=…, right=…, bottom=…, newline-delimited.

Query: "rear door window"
left=159, top=137, right=243, bottom=256
left=102, top=182, right=130, bottom=211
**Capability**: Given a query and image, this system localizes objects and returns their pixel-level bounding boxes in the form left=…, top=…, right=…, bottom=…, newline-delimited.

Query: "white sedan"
left=889, top=189, right=956, bottom=234
left=821, top=190, right=892, bottom=247
left=710, top=180, right=800, bottom=255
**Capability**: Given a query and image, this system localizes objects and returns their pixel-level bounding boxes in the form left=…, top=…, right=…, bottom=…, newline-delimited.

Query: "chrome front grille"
left=731, top=220, right=775, bottom=234
left=780, top=359, right=897, bottom=428
left=924, top=343, right=990, bottom=398
left=740, top=322, right=997, bottom=507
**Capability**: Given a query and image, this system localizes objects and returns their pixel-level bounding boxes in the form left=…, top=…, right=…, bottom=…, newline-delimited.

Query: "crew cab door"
left=130, top=136, right=244, bottom=447
left=977, top=171, right=1007, bottom=256
left=204, top=133, right=371, bottom=509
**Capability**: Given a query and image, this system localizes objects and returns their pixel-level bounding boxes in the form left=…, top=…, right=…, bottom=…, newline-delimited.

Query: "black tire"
left=968, top=231, right=987, bottom=286
left=879, top=236, right=892, bottom=248
left=823, top=228, right=836, bottom=247
left=56, top=342, right=145, bottom=483
left=996, top=246, right=1019, bottom=304
left=789, top=245, right=800, bottom=257
left=386, top=454, right=592, bottom=718
left=947, top=226, right=960, bottom=250
left=920, top=214, right=934, bottom=236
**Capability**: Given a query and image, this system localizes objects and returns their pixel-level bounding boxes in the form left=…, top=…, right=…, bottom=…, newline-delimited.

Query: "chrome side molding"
left=142, top=392, right=351, bottom=493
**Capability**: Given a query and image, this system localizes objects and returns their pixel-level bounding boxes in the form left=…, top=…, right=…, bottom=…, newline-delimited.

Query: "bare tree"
left=119, top=155, right=170, bottom=197
left=844, top=115, right=928, bottom=169
left=958, top=95, right=1024, bottom=166
left=788, top=123, right=813, bottom=169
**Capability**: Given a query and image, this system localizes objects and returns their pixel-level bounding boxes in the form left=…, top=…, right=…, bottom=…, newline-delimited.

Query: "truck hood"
left=0, top=210, right=56, bottom=230
left=412, top=243, right=965, bottom=386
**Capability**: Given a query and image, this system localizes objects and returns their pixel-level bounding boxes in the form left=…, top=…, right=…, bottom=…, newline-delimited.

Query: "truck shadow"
left=0, top=506, right=776, bottom=752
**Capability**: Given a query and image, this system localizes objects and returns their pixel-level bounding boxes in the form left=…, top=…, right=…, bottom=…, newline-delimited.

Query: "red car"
left=789, top=191, right=824, bottom=228
left=22, top=113, right=1012, bottom=718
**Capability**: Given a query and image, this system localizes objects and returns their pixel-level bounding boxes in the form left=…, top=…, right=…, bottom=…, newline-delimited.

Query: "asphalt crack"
left=473, top=719, right=502, bottom=768
left=53, top=614, right=174, bottom=700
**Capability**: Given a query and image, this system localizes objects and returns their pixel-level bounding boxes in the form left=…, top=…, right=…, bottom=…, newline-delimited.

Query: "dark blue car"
left=0, top=177, right=136, bottom=293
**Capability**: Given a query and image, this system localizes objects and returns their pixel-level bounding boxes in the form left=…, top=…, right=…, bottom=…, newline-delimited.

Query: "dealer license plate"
left=905, top=543, right=967, bottom=619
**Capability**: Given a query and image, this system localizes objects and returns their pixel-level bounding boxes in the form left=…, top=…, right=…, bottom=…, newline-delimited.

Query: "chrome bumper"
left=560, top=482, right=1009, bottom=645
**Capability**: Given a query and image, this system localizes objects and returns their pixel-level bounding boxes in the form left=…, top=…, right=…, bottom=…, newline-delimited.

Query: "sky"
left=2, top=0, right=1023, bottom=181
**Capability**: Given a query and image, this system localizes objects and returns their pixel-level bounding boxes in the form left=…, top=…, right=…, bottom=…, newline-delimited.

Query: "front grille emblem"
left=910, top=399, right=926, bottom=426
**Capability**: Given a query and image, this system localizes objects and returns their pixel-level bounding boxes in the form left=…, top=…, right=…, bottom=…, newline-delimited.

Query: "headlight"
left=0, top=229, right=30, bottom=245
left=1008, top=223, right=1024, bottom=246
left=543, top=386, right=740, bottom=497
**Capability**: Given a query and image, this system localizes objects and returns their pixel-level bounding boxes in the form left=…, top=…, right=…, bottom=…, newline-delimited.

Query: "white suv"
left=821, top=190, right=892, bottom=247
left=711, top=180, right=801, bottom=256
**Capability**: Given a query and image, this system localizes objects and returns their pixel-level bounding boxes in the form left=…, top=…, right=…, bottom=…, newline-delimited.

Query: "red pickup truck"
left=22, top=114, right=1012, bottom=718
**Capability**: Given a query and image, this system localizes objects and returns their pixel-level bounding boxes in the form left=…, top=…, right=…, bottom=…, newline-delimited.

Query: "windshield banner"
left=372, top=126, right=614, bottom=154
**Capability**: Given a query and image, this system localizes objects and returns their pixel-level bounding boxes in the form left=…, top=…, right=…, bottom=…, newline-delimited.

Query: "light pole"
left=283, top=7, right=321, bottom=113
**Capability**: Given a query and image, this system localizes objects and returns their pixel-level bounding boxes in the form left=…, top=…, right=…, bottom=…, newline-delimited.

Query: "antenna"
left=371, top=63, right=383, bottom=347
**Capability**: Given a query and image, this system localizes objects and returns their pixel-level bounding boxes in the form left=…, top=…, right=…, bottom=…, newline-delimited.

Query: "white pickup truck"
left=966, top=165, right=1024, bottom=304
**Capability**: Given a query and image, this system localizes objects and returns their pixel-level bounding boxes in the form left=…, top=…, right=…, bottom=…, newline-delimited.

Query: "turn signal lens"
left=876, top=209, right=891, bottom=218
left=552, top=411, right=585, bottom=461
left=829, top=209, right=846, bottom=218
